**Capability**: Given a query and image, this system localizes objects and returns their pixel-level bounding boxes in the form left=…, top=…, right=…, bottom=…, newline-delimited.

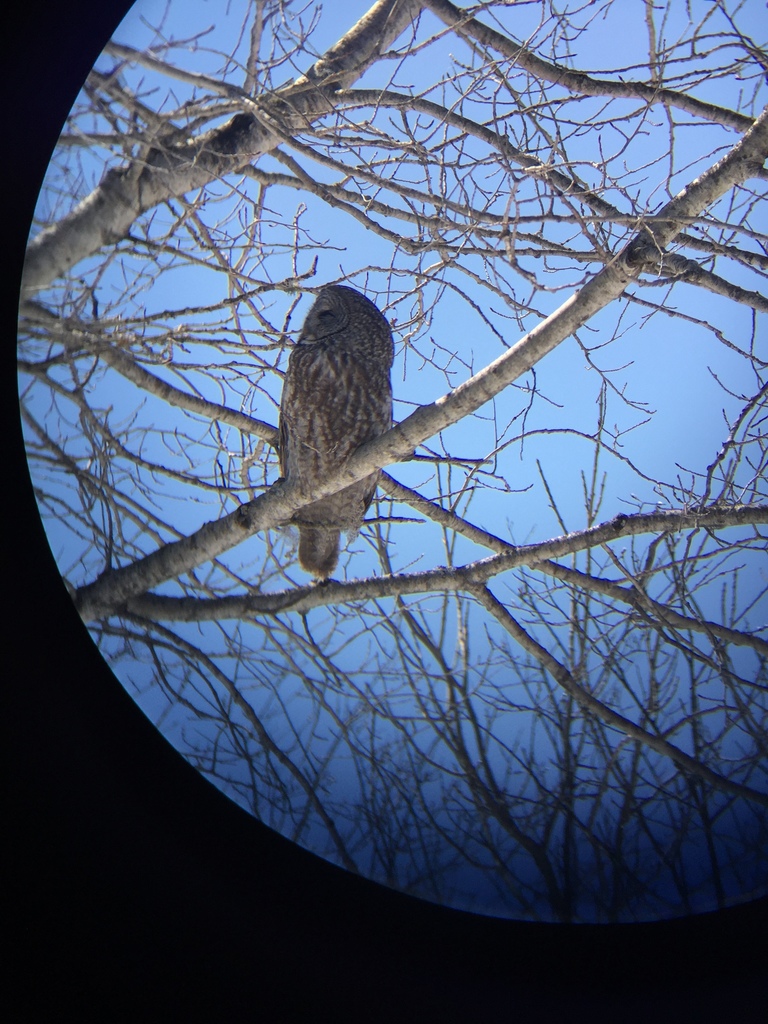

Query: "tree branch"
left=471, top=584, right=768, bottom=808
left=21, top=301, right=279, bottom=445
left=422, top=0, right=756, bottom=133
left=21, top=0, right=422, bottom=297
left=88, top=503, right=768, bottom=622
left=71, top=102, right=768, bottom=620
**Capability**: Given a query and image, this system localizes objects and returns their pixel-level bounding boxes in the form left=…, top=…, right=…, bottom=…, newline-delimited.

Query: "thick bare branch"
left=21, top=0, right=421, bottom=297
left=78, top=502, right=768, bottom=621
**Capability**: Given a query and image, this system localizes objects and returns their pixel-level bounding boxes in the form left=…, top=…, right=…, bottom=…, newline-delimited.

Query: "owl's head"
left=298, top=285, right=390, bottom=347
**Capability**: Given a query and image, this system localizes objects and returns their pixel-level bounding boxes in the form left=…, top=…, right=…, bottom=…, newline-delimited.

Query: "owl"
left=279, top=285, right=394, bottom=579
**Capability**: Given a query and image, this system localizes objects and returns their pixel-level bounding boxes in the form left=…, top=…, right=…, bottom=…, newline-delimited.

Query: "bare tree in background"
left=18, top=0, right=768, bottom=922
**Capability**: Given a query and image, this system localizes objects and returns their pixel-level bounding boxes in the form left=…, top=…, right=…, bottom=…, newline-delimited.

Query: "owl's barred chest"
left=288, top=346, right=390, bottom=423
left=290, top=342, right=388, bottom=391
left=281, top=342, right=392, bottom=477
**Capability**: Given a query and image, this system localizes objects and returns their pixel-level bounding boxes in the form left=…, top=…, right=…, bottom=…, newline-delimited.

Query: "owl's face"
left=297, top=284, right=393, bottom=345
left=298, top=288, right=351, bottom=344
left=291, top=284, right=394, bottom=371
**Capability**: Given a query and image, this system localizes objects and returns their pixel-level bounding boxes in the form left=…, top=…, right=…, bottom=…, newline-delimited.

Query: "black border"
left=9, top=2, right=766, bottom=1017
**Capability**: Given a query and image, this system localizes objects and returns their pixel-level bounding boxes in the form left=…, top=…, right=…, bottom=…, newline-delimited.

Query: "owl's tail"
left=298, top=526, right=340, bottom=580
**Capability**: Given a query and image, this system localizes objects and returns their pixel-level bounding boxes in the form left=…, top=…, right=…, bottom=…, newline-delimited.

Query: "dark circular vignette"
left=8, top=1, right=767, bottom=1018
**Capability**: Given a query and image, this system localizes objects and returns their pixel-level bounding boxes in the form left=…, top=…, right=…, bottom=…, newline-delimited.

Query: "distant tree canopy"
left=18, top=0, right=768, bottom=922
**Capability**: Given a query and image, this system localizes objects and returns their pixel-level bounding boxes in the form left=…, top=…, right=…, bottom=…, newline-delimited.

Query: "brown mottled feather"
left=279, top=285, right=393, bottom=578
